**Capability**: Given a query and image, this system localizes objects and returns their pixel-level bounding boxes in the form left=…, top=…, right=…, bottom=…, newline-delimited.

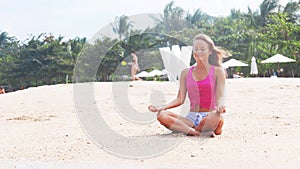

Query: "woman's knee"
left=214, top=118, right=224, bottom=135
left=157, top=111, right=172, bottom=127
left=199, top=114, right=223, bottom=132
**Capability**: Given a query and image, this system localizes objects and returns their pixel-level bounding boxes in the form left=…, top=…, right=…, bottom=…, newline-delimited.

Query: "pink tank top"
left=186, top=66, right=216, bottom=110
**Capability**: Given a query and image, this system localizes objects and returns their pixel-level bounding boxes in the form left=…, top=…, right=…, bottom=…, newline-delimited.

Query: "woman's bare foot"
left=186, top=129, right=200, bottom=136
left=198, top=131, right=215, bottom=138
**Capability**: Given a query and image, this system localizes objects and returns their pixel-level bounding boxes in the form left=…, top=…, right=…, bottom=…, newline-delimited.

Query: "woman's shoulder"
left=181, top=67, right=190, bottom=75
left=213, top=66, right=224, bottom=72
left=213, top=66, right=226, bottom=78
left=178, top=68, right=189, bottom=79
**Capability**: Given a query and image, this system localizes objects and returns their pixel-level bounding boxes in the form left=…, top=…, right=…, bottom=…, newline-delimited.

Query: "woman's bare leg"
left=214, top=117, right=224, bottom=135
left=194, top=111, right=224, bottom=135
left=157, top=110, right=199, bottom=136
left=131, top=67, right=136, bottom=81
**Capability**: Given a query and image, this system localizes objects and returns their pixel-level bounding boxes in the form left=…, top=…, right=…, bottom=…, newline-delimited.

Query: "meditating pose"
left=148, top=34, right=226, bottom=136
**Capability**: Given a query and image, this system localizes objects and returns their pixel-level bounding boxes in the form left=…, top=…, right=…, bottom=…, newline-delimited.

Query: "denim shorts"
left=186, top=112, right=208, bottom=127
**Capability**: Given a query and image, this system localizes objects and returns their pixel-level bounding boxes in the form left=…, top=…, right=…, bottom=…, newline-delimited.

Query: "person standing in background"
left=130, top=51, right=142, bottom=81
left=0, top=86, right=6, bottom=94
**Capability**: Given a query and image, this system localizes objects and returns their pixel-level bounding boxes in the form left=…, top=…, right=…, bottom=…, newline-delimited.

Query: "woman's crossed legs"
left=155, top=109, right=224, bottom=136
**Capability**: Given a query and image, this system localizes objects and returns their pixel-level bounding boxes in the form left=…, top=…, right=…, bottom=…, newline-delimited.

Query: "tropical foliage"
left=0, top=0, right=299, bottom=90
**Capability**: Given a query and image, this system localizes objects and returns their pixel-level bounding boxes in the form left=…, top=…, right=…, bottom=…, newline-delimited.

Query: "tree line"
left=0, top=0, right=299, bottom=90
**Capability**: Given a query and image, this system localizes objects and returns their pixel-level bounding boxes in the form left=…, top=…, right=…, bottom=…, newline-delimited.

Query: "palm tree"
left=282, top=0, right=300, bottom=23
left=185, top=9, right=213, bottom=29
left=0, top=31, right=8, bottom=46
left=112, top=15, right=133, bottom=40
left=152, top=1, right=185, bottom=33
left=259, top=0, right=279, bottom=26
left=247, top=0, right=279, bottom=28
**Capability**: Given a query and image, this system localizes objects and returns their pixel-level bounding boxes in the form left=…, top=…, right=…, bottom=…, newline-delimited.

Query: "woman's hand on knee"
left=216, top=105, right=226, bottom=114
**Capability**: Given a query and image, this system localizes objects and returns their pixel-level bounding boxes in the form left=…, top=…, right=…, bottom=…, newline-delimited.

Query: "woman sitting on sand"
left=148, top=34, right=226, bottom=136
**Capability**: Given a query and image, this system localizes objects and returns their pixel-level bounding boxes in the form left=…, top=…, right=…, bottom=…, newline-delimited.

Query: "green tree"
left=152, top=1, right=185, bottom=34
left=112, top=15, right=133, bottom=40
left=185, top=9, right=214, bottom=30
left=258, top=12, right=299, bottom=59
left=282, top=0, right=300, bottom=23
left=247, top=0, right=279, bottom=28
left=0, top=31, right=20, bottom=87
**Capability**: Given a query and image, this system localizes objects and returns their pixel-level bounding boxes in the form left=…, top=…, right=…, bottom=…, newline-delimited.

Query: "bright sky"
left=0, top=0, right=291, bottom=41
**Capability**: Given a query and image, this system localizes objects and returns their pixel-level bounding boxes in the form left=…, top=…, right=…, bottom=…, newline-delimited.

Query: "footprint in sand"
left=7, top=115, right=55, bottom=122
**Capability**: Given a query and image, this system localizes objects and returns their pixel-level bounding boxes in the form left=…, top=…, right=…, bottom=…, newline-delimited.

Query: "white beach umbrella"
left=261, top=54, right=296, bottom=63
left=261, top=54, right=296, bottom=77
left=250, top=56, right=258, bottom=75
left=148, top=69, right=167, bottom=76
left=222, top=58, right=248, bottom=68
left=136, top=71, right=152, bottom=77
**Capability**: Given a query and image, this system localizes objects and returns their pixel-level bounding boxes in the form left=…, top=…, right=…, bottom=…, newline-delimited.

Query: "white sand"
left=0, top=78, right=300, bottom=169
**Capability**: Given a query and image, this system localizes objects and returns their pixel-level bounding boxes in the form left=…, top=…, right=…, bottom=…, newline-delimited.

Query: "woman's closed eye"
left=193, top=48, right=206, bottom=53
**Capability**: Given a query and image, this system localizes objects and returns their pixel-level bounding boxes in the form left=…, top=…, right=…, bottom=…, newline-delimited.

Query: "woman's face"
left=193, top=39, right=211, bottom=62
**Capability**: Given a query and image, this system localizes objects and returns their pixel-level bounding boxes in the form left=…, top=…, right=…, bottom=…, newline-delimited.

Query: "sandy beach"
left=0, top=78, right=300, bottom=169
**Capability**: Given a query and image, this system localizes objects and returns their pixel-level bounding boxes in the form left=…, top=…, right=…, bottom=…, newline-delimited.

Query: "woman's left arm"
left=215, top=67, right=226, bottom=113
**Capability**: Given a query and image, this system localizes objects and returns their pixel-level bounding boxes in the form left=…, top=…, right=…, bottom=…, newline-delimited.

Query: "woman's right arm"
left=148, top=69, right=188, bottom=112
